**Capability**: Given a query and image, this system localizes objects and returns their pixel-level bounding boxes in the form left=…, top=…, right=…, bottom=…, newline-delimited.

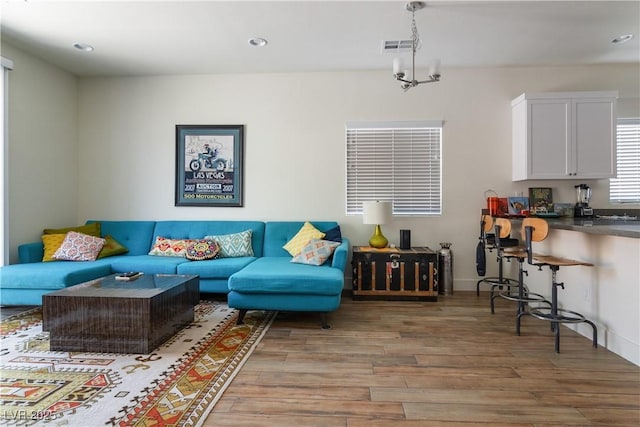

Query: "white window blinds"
left=610, top=118, right=640, bottom=203
left=346, top=121, right=442, bottom=215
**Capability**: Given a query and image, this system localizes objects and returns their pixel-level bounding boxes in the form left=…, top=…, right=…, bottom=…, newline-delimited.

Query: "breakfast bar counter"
left=543, top=218, right=640, bottom=239
left=506, top=217, right=639, bottom=366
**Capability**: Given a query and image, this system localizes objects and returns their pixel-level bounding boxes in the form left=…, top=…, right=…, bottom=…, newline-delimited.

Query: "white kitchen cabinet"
left=512, top=91, right=618, bottom=181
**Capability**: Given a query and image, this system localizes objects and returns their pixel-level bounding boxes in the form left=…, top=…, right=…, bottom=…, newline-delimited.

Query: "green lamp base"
left=369, top=224, right=389, bottom=248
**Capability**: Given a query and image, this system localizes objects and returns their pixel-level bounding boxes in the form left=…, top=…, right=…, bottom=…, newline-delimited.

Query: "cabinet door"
left=573, top=98, right=616, bottom=178
left=527, top=99, right=571, bottom=179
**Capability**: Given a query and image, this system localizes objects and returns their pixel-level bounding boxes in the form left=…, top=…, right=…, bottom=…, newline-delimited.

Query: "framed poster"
left=528, top=187, right=553, bottom=214
left=507, top=196, right=529, bottom=216
left=175, top=125, right=244, bottom=207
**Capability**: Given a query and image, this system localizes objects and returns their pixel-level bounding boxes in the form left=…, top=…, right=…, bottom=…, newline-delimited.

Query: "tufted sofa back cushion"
left=87, top=220, right=156, bottom=256
left=152, top=221, right=266, bottom=257
left=263, top=221, right=339, bottom=257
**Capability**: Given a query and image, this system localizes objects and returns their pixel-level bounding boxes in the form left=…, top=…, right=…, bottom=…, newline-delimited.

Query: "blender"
left=574, top=184, right=593, bottom=218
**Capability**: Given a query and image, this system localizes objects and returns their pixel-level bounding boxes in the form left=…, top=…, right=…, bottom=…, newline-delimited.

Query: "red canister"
left=488, top=197, right=500, bottom=216
left=485, top=190, right=500, bottom=216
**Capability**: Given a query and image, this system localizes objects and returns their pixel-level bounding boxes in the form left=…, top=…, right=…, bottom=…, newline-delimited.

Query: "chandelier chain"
left=411, top=9, right=420, bottom=55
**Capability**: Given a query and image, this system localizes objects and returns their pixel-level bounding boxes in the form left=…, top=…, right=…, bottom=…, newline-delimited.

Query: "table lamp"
left=362, top=201, right=392, bottom=248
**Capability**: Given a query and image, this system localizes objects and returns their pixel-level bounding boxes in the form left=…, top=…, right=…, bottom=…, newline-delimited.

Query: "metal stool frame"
left=476, top=215, right=520, bottom=298
left=490, top=218, right=551, bottom=322
left=517, top=218, right=598, bottom=353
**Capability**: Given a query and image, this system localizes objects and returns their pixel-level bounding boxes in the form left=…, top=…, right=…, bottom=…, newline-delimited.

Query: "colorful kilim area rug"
left=0, top=301, right=276, bottom=426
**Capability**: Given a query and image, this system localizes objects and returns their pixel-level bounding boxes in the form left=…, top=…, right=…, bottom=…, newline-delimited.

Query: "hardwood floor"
left=207, top=291, right=640, bottom=426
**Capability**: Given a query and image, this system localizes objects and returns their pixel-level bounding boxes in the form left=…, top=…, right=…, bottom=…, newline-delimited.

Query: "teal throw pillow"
left=204, top=230, right=253, bottom=258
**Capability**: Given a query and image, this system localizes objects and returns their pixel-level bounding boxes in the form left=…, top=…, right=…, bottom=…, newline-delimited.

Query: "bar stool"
left=518, top=218, right=598, bottom=353
left=476, top=214, right=520, bottom=299
left=490, top=218, right=550, bottom=325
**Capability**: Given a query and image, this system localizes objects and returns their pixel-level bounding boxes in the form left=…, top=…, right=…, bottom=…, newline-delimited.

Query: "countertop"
left=539, top=218, right=640, bottom=239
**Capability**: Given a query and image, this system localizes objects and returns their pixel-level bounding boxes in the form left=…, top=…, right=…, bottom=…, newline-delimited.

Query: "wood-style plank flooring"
left=207, top=291, right=640, bottom=426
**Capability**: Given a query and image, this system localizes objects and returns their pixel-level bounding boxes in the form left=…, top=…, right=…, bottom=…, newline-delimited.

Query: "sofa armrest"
left=331, top=238, right=350, bottom=271
left=18, top=242, right=44, bottom=264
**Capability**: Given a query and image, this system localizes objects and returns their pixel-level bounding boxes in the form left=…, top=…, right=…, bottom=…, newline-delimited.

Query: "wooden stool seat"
left=503, top=247, right=551, bottom=262
left=532, top=254, right=594, bottom=268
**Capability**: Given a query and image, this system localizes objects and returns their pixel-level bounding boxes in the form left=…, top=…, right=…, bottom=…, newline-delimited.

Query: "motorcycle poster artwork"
left=187, top=143, right=232, bottom=172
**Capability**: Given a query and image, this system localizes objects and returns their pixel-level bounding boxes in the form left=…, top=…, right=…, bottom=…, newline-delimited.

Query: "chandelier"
left=393, top=1, right=441, bottom=91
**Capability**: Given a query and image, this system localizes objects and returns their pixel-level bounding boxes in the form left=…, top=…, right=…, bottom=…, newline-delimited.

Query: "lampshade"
left=362, top=201, right=392, bottom=225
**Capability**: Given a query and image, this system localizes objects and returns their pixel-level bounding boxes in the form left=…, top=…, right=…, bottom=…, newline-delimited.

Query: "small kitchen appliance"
left=574, top=184, right=593, bottom=218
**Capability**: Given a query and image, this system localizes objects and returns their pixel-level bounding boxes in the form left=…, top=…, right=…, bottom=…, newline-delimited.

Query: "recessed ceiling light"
left=611, top=34, right=633, bottom=44
left=73, top=42, right=94, bottom=52
left=248, top=37, right=268, bottom=47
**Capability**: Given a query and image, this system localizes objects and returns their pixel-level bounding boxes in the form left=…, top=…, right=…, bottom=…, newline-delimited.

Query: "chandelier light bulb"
left=393, top=58, right=403, bottom=75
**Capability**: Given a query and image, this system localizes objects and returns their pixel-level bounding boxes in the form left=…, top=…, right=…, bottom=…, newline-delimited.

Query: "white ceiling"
left=1, top=0, right=639, bottom=77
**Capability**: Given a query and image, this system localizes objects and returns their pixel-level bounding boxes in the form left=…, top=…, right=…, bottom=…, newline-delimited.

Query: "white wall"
left=2, top=43, right=78, bottom=263
left=75, top=64, right=639, bottom=292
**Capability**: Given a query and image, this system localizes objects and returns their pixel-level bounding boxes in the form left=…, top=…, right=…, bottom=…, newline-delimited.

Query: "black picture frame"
left=175, top=125, right=244, bottom=207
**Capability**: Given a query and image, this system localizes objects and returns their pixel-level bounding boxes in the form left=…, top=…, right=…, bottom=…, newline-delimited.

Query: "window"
left=610, top=118, right=640, bottom=203
left=1, top=56, right=13, bottom=266
left=346, top=121, right=442, bottom=216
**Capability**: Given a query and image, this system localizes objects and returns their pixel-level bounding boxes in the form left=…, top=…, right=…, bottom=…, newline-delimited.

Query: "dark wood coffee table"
left=42, top=274, right=199, bottom=354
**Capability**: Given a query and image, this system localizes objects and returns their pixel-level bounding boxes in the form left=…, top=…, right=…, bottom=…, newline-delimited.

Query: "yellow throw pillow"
left=97, top=236, right=129, bottom=259
left=43, top=222, right=101, bottom=237
left=283, top=222, right=325, bottom=256
left=42, top=234, right=67, bottom=262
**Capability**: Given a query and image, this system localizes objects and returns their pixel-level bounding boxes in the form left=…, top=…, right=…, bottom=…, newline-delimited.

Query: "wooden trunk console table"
left=42, top=274, right=200, bottom=354
left=351, top=246, right=438, bottom=300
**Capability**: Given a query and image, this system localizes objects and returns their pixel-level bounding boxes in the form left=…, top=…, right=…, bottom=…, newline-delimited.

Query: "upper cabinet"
left=512, top=91, right=618, bottom=181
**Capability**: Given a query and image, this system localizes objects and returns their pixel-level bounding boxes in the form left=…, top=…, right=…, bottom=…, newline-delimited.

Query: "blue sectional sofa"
left=0, top=220, right=349, bottom=327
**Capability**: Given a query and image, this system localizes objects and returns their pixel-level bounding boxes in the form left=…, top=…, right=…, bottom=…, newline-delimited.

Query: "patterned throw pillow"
left=97, top=236, right=129, bottom=259
left=53, top=231, right=106, bottom=261
left=185, top=239, right=220, bottom=261
left=291, top=239, right=340, bottom=266
left=283, top=222, right=325, bottom=256
left=204, top=230, right=254, bottom=258
left=148, top=236, right=195, bottom=257
left=41, top=234, right=67, bottom=262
